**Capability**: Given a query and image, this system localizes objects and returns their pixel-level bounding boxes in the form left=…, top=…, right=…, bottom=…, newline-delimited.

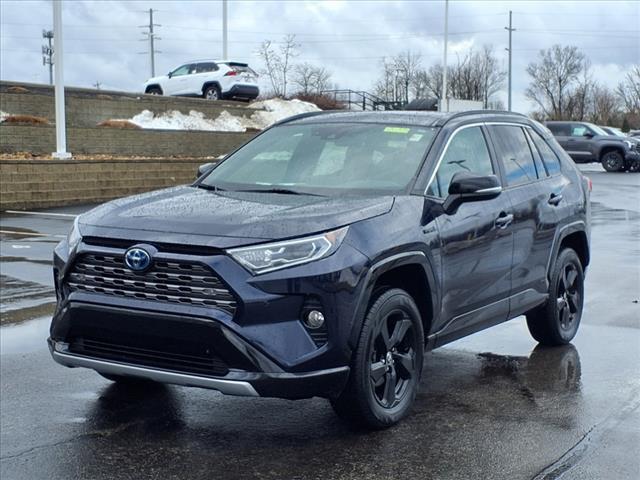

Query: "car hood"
left=594, top=135, right=638, bottom=144
left=78, top=186, right=394, bottom=248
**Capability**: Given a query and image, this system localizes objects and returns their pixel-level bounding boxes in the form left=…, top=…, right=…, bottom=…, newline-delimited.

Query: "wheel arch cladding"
left=599, top=145, right=624, bottom=161
left=145, top=84, right=162, bottom=94
left=374, top=264, right=434, bottom=342
left=202, top=81, right=221, bottom=94
left=560, top=231, right=590, bottom=269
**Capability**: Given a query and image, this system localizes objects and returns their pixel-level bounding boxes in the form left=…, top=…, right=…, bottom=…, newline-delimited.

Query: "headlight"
left=227, top=227, right=348, bottom=274
left=623, top=140, right=634, bottom=150
left=67, top=217, right=82, bottom=253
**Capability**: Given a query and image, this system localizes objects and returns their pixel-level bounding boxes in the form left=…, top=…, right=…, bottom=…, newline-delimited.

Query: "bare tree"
left=525, top=45, right=586, bottom=120
left=410, top=46, right=505, bottom=107
left=293, top=63, right=332, bottom=95
left=589, top=84, right=620, bottom=125
left=256, top=35, right=300, bottom=97
left=373, top=52, right=422, bottom=102
left=616, top=65, right=640, bottom=113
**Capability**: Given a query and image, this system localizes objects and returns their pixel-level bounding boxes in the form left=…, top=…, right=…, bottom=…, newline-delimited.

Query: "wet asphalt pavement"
left=1, top=165, right=638, bottom=480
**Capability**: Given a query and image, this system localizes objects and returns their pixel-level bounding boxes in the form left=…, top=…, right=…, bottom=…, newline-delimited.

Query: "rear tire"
left=203, top=85, right=221, bottom=100
left=526, top=248, right=584, bottom=346
left=330, top=288, right=424, bottom=429
left=601, top=150, right=624, bottom=172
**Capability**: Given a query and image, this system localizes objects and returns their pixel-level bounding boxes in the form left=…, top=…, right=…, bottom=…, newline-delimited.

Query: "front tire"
left=146, top=87, right=162, bottom=95
left=526, top=248, right=584, bottom=346
left=601, top=150, right=624, bottom=172
left=330, top=288, right=424, bottom=429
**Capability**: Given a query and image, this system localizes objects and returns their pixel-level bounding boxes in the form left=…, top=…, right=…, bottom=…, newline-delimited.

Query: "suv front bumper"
left=48, top=302, right=349, bottom=399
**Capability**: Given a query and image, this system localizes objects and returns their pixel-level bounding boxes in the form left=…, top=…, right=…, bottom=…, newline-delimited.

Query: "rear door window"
left=489, top=125, right=539, bottom=187
left=547, top=123, right=570, bottom=136
left=529, top=129, right=562, bottom=176
left=196, top=62, right=218, bottom=73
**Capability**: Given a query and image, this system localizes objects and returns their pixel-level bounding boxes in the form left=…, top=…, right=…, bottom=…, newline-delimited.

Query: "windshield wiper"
left=233, top=187, right=324, bottom=196
left=196, top=184, right=225, bottom=192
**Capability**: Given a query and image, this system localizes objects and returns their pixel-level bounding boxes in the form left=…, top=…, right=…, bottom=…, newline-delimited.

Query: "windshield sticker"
left=384, top=127, right=410, bottom=134
left=409, top=134, right=424, bottom=142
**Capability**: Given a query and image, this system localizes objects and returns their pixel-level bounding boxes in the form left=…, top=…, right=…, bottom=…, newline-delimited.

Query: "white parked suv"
left=143, top=60, right=259, bottom=101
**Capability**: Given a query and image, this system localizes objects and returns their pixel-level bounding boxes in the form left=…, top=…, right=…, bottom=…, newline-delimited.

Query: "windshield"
left=589, top=124, right=609, bottom=136
left=200, top=122, right=437, bottom=194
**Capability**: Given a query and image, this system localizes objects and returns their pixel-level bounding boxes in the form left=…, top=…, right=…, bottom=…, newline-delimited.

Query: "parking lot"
left=0, top=165, right=638, bottom=480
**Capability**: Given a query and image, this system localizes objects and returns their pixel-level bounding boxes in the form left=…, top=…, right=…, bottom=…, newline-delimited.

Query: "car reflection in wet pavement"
left=1, top=166, right=638, bottom=480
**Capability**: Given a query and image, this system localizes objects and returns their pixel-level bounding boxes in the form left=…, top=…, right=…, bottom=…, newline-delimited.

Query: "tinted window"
left=490, top=125, right=539, bottom=186
left=427, top=126, right=494, bottom=198
left=529, top=129, right=561, bottom=175
left=547, top=123, right=570, bottom=136
left=196, top=62, right=217, bottom=73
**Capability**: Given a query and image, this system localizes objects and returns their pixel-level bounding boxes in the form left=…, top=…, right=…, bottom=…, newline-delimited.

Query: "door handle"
left=548, top=193, right=563, bottom=206
left=495, top=213, right=514, bottom=229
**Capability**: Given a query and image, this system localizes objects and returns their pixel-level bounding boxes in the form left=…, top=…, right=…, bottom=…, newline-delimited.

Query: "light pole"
left=52, top=0, right=71, bottom=159
left=222, top=0, right=228, bottom=59
left=441, top=0, right=449, bottom=112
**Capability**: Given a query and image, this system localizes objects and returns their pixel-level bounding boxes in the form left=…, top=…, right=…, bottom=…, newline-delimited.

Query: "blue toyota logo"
left=124, top=247, right=152, bottom=272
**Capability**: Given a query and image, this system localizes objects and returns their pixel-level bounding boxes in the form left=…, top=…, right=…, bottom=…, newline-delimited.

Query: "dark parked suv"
left=50, top=111, right=591, bottom=428
left=546, top=120, right=640, bottom=172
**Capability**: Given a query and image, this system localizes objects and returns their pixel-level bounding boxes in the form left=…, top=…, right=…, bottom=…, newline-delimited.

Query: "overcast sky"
left=1, top=0, right=638, bottom=113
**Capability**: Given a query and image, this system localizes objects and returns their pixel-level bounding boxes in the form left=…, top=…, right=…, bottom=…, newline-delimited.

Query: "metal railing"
left=321, top=89, right=405, bottom=111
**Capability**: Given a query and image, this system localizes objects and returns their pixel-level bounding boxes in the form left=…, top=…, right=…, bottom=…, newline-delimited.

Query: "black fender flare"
left=595, top=142, right=625, bottom=161
left=546, top=221, right=589, bottom=281
left=347, top=250, right=440, bottom=351
left=144, top=84, right=163, bottom=94
left=202, top=81, right=222, bottom=96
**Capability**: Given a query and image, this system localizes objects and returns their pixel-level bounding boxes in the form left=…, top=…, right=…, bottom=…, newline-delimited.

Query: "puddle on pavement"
left=0, top=315, right=50, bottom=355
left=1, top=275, right=55, bottom=325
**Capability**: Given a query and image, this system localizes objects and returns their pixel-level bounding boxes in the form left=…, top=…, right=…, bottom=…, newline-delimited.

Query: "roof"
left=283, top=109, right=529, bottom=128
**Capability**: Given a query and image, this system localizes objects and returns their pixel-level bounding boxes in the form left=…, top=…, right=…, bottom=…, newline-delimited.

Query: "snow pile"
left=0, top=111, right=8, bottom=123
left=245, top=98, right=321, bottom=129
left=121, top=99, right=320, bottom=133
left=129, top=109, right=246, bottom=132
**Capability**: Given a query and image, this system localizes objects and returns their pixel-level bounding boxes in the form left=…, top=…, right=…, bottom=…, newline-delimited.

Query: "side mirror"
left=583, top=132, right=594, bottom=138
left=196, top=162, right=215, bottom=179
left=443, top=172, right=502, bottom=214
left=167, top=72, right=173, bottom=78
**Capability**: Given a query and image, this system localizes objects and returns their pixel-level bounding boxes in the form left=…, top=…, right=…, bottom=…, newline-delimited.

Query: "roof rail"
left=436, top=109, right=528, bottom=126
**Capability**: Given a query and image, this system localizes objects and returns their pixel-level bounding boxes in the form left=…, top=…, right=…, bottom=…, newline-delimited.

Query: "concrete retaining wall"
left=0, top=81, right=255, bottom=127
left=0, top=124, right=254, bottom=157
left=0, top=158, right=214, bottom=210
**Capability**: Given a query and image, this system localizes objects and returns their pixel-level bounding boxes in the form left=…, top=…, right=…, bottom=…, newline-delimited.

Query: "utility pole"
left=222, top=0, right=228, bottom=59
left=139, top=9, right=161, bottom=78
left=505, top=10, right=516, bottom=112
left=52, top=0, right=71, bottom=159
left=42, top=30, right=54, bottom=85
left=441, top=0, right=449, bottom=112
left=93, top=81, right=101, bottom=90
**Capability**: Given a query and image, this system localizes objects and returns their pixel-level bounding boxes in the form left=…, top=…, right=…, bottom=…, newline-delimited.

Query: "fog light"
left=305, top=310, right=325, bottom=329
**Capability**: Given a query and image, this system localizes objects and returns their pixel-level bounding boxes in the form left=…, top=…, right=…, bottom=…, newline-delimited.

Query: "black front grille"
left=66, top=253, right=237, bottom=315
left=70, top=336, right=229, bottom=376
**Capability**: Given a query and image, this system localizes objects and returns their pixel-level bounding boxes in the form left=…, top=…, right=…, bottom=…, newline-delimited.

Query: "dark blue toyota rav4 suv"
left=49, top=110, right=591, bottom=428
